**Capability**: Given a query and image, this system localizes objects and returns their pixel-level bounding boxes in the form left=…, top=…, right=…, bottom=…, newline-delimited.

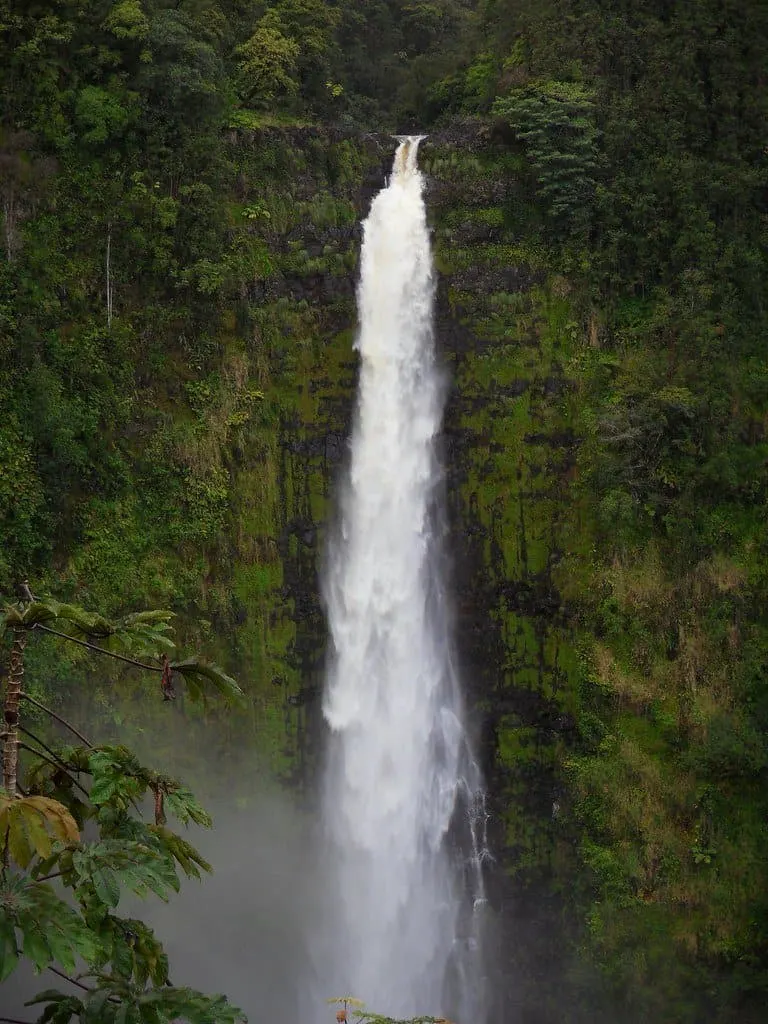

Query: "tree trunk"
left=2, top=628, right=27, bottom=795
left=3, top=186, right=14, bottom=262
left=106, top=224, right=113, bottom=328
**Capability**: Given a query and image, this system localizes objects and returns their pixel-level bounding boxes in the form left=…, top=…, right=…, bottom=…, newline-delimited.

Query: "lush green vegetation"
left=0, top=597, right=245, bottom=1023
left=1, top=1, right=767, bottom=1022
left=424, top=2, right=768, bottom=1020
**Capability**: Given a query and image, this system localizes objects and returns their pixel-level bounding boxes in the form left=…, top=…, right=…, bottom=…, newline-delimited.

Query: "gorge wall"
left=3, top=120, right=591, bottom=1015
left=3, top=108, right=767, bottom=1024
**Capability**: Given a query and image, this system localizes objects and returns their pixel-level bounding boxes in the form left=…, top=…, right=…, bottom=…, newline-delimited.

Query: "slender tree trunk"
left=106, top=224, right=112, bottom=328
left=3, top=187, right=14, bottom=263
left=2, top=629, right=27, bottom=795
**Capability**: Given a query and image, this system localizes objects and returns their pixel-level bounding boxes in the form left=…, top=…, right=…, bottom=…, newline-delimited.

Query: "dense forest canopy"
left=1, top=1, right=767, bottom=1022
left=1, top=0, right=765, bottom=586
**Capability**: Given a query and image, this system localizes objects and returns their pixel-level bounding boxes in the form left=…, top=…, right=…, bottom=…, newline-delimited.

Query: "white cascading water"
left=321, top=137, right=487, bottom=1021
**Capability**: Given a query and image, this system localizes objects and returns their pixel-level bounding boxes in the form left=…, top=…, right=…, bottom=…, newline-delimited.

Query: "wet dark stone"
left=452, top=263, right=545, bottom=295
left=496, top=379, right=529, bottom=398
left=523, top=429, right=577, bottom=449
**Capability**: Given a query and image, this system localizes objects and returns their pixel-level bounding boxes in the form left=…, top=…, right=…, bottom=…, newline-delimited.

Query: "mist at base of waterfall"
left=2, top=707, right=489, bottom=1024
left=1, top=783, right=335, bottom=1023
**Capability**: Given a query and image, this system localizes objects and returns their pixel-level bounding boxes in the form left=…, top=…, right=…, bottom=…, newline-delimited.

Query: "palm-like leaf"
left=3, top=600, right=61, bottom=630
left=3, top=600, right=178, bottom=661
left=170, top=657, right=245, bottom=704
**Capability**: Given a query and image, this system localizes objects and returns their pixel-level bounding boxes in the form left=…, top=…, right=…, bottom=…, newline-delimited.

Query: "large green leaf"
left=0, top=876, right=100, bottom=978
left=31, top=883, right=101, bottom=970
left=111, top=610, right=177, bottom=658
left=3, top=600, right=58, bottom=629
left=73, top=839, right=180, bottom=909
left=54, top=603, right=115, bottom=638
left=25, top=990, right=84, bottom=1024
left=169, top=657, right=245, bottom=704
left=0, top=793, right=79, bottom=869
left=88, top=748, right=146, bottom=809
left=22, top=918, right=49, bottom=969
left=161, top=784, right=212, bottom=828
left=3, top=600, right=179, bottom=661
left=147, top=826, right=212, bottom=879
left=91, top=866, right=121, bottom=908
left=3, top=600, right=112, bottom=636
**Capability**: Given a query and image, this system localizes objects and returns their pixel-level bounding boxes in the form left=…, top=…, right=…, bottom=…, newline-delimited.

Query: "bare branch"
left=45, top=967, right=121, bottom=1004
left=18, top=743, right=90, bottom=799
left=32, top=870, right=65, bottom=883
left=19, top=724, right=75, bottom=774
left=46, top=965, right=93, bottom=992
left=32, top=623, right=162, bottom=673
left=19, top=694, right=93, bottom=748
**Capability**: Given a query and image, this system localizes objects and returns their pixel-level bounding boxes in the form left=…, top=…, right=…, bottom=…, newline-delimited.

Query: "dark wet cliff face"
left=251, top=129, right=588, bottom=1019
left=34, top=123, right=761, bottom=1024
left=19, top=124, right=588, bottom=1017
left=427, top=138, right=585, bottom=1019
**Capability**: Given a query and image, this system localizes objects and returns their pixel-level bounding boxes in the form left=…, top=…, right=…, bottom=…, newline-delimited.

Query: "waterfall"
left=320, top=137, right=487, bottom=1021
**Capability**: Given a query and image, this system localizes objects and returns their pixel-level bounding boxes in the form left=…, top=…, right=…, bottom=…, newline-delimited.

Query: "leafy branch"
left=0, top=594, right=248, bottom=1023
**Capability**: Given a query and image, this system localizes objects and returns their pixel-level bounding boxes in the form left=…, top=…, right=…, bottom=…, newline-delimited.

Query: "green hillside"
left=1, top=2, right=767, bottom=1020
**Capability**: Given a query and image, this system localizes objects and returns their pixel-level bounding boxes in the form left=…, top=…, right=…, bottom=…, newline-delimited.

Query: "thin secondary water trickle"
left=320, top=136, right=487, bottom=1021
